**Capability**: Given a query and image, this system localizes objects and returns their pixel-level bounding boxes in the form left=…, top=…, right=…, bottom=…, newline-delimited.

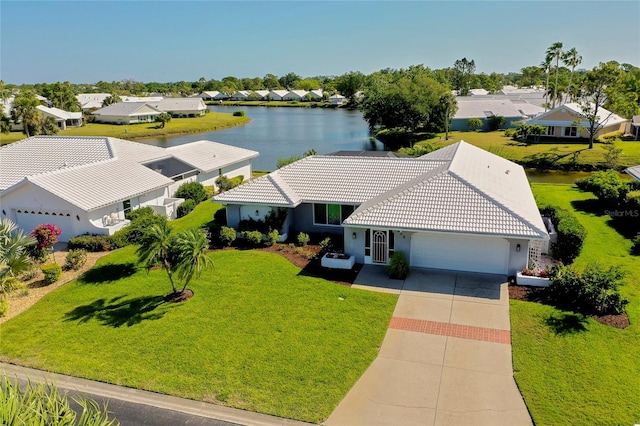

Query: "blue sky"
left=1, top=1, right=639, bottom=84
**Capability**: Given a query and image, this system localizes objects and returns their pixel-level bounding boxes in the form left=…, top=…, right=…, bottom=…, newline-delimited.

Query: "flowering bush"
left=521, top=267, right=551, bottom=278
left=31, top=224, right=62, bottom=248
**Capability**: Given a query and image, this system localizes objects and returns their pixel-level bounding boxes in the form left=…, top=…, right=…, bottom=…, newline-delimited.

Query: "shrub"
left=215, top=175, right=244, bottom=192
left=219, top=226, right=237, bottom=247
left=121, top=213, right=167, bottom=244
left=632, top=234, right=640, bottom=255
left=388, top=252, right=410, bottom=280
left=540, top=205, right=587, bottom=263
left=41, top=263, right=62, bottom=285
left=203, top=185, right=216, bottom=199
left=504, top=128, right=517, bottom=138
left=175, top=181, right=207, bottom=203
left=548, top=263, right=628, bottom=315
left=466, top=117, right=483, bottom=131
left=266, top=229, right=280, bottom=246
left=297, top=232, right=310, bottom=246
left=397, top=143, right=436, bottom=157
left=232, top=110, right=245, bottom=117
left=125, top=206, right=155, bottom=221
left=319, top=237, right=333, bottom=253
left=487, top=115, right=506, bottom=131
left=214, top=207, right=227, bottom=225
left=574, top=170, right=630, bottom=206
left=68, top=234, right=117, bottom=252
left=0, top=298, right=8, bottom=317
left=242, top=230, right=263, bottom=247
left=177, top=199, right=197, bottom=218
left=31, top=224, right=62, bottom=249
left=626, top=191, right=640, bottom=211
left=63, top=249, right=87, bottom=271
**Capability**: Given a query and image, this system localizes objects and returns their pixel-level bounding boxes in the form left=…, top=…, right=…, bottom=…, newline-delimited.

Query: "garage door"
left=15, top=211, right=75, bottom=242
left=410, top=232, right=509, bottom=274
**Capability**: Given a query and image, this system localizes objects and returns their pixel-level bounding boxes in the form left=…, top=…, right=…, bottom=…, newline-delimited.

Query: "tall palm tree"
left=540, top=58, right=552, bottom=110
left=545, top=42, right=564, bottom=108
left=136, top=221, right=178, bottom=294
left=562, top=47, right=582, bottom=103
left=173, top=229, right=214, bottom=294
left=10, top=90, right=40, bottom=137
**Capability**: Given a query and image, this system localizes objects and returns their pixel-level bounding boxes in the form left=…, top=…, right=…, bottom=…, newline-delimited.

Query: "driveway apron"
left=327, top=266, right=532, bottom=426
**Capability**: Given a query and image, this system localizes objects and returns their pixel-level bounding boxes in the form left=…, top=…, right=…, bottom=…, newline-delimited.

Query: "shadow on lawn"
left=545, top=313, right=588, bottom=335
left=64, top=295, right=168, bottom=327
left=79, top=263, right=137, bottom=284
left=571, top=199, right=640, bottom=240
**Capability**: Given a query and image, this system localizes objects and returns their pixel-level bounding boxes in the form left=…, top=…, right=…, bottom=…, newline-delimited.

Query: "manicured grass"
left=0, top=112, right=250, bottom=146
left=511, top=183, right=640, bottom=425
left=414, top=131, right=640, bottom=170
left=170, top=201, right=221, bottom=233
left=0, top=247, right=397, bottom=423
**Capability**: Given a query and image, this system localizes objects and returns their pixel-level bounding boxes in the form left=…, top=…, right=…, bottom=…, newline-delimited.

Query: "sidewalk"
left=327, top=266, right=532, bottom=426
left=0, top=362, right=311, bottom=426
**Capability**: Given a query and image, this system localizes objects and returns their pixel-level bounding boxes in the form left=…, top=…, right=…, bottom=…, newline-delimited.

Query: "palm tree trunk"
left=164, top=260, right=177, bottom=293
left=544, top=68, right=550, bottom=110
left=553, top=55, right=560, bottom=108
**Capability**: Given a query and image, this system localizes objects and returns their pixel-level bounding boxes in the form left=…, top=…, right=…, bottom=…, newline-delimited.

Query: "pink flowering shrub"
left=31, top=224, right=62, bottom=249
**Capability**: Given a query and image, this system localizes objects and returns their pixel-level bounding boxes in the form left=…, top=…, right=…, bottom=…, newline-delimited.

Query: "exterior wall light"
left=516, top=244, right=521, bottom=252
left=352, top=232, right=357, bottom=240
left=76, top=215, right=80, bottom=221
left=255, top=209, right=260, bottom=216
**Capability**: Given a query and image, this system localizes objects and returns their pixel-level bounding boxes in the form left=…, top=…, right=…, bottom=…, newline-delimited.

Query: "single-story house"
left=630, top=115, right=640, bottom=140
left=76, top=93, right=111, bottom=111
left=121, top=96, right=164, bottom=103
left=214, top=141, right=548, bottom=275
left=451, top=99, right=543, bottom=131
left=251, top=90, right=270, bottom=100
left=267, top=90, right=288, bottom=101
left=308, top=89, right=324, bottom=100
left=230, top=91, right=250, bottom=101
left=92, top=102, right=164, bottom=124
left=626, top=165, right=640, bottom=183
left=283, top=90, right=308, bottom=101
left=0, top=136, right=258, bottom=241
left=152, top=98, right=207, bottom=117
left=200, top=91, right=228, bottom=101
left=525, top=102, right=628, bottom=139
left=469, top=88, right=490, bottom=96
left=329, top=94, right=346, bottom=105
left=36, top=105, right=82, bottom=130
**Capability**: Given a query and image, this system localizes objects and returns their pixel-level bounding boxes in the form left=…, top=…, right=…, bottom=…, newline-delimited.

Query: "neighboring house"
left=200, top=91, right=228, bottom=101
left=251, top=90, right=270, bottom=100
left=214, top=141, right=548, bottom=275
left=0, top=136, right=258, bottom=241
left=329, top=94, right=346, bottom=105
left=152, top=98, right=207, bottom=117
left=469, top=88, right=490, bottom=96
left=267, top=90, right=288, bottom=101
left=36, top=106, right=82, bottom=130
left=525, top=102, right=627, bottom=139
left=92, top=102, right=163, bottom=124
left=451, top=99, right=543, bottom=130
left=630, top=115, right=640, bottom=140
left=626, top=165, right=640, bottom=183
left=283, top=90, right=308, bottom=101
left=308, top=89, right=324, bottom=100
left=230, top=91, right=250, bottom=101
left=121, top=96, right=164, bottom=103
left=77, top=93, right=111, bottom=111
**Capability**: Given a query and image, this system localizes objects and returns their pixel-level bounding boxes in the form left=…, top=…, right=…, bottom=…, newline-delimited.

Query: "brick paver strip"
left=389, top=317, right=511, bottom=344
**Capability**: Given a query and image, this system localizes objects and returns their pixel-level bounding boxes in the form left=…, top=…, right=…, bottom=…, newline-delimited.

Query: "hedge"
left=41, top=263, right=62, bottom=285
left=540, top=205, right=587, bottom=263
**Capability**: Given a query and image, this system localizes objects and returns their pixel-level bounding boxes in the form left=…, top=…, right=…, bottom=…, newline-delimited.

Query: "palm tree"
left=10, top=90, right=40, bottom=137
left=136, top=221, right=178, bottom=294
left=545, top=42, right=564, bottom=108
left=173, top=229, right=214, bottom=294
left=562, top=47, right=582, bottom=103
left=540, top=58, right=552, bottom=110
left=1, top=219, right=36, bottom=305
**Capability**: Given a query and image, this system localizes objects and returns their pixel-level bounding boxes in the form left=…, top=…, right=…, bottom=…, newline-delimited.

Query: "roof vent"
left=505, top=170, right=510, bottom=174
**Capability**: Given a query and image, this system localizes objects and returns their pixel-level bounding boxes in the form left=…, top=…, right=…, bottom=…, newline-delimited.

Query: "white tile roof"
left=216, top=142, right=548, bottom=239
left=36, top=105, right=82, bottom=120
left=527, top=102, right=627, bottom=127
left=454, top=99, right=529, bottom=119
left=92, top=102, right=162, bottom=117
left=215, top=156, right=445, bottom=206
left=1, top=136, right=257, bottom=211
left=166, top=140, right=258, bottom=173
left=626, top=165, right=640, bottom=182
left=153, top=98, right=206, bottom=112
left=76, top=93, right=110, bottom=104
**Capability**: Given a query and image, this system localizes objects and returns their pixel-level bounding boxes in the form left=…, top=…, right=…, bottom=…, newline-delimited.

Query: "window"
left=546, top=126, right=555, bottom=136
left=313, top=203, right=357, bottom=226
left=564, top=126, right=577, bottom=137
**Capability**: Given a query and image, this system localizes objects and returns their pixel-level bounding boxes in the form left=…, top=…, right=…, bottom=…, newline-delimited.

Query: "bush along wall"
left=540, top=205, right=587, bottom=263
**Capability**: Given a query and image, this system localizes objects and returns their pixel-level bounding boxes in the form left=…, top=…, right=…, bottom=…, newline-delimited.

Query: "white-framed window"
left=564, top=126, right=577, bottom=137
left=546, top=126, right=555, bottom=136
left=313, top=203, right=356, bottom=226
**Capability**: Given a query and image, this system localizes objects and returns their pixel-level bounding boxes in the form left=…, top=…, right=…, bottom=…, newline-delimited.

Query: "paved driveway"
left=327, top=267, right=532, bottom=426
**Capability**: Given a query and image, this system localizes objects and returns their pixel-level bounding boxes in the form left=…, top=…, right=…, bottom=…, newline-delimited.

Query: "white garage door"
left=410, top=232, right=509, bottom=274
left=15, top=211, right=75, bottom=242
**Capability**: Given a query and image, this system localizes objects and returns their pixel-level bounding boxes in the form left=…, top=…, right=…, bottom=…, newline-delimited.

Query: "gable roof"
left=215, top=141, right=547, bottom=239
left=92, top=102, right=163, bottom=116
left=527, top=102, right=627, bottom=127
left=36, top=105, right=82, bottom=120
left=152, top=98, right=206, bottom=112
left=166, top=140, right=258, bottom=173
left=454, top=99, right=530, bottom=120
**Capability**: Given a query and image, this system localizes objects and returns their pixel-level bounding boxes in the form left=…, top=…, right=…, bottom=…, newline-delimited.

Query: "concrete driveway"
left=327, top=267, right=532, bottom=426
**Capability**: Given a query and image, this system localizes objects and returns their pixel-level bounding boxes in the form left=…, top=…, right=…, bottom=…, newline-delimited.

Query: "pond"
left=140, top=106, right=384, bottom=171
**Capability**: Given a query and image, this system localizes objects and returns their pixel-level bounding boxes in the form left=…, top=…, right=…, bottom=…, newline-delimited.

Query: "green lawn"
left=0, top=247, right=397, bottom=423
left=414, top=131, right=640, bottom=170
left=511, top=184, right=640, bottom=425
left=170, top=201, right=221, bottom=233
left=0, top=112, right=250, bottom=145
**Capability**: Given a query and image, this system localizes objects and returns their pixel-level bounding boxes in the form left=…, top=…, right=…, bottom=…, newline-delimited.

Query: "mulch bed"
left=164, top=289, right=194, bottom=303
left=508, top=282, right=630, bottom=329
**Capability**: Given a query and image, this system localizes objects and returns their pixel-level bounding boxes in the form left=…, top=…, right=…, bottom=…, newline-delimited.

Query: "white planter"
left=516, top=272, right=550, bottom=287
left=321, top=254, right=355, bottom=270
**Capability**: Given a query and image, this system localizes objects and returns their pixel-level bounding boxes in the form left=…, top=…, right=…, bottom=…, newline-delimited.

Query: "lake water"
left=141, top=106, right=383, bottom=171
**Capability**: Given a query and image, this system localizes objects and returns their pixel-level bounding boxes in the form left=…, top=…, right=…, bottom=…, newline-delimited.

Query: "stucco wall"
left=506, top=238, right=531, bottom=276
left=225, top=205, right=241, bottom=228
left=200, top=161, right=253, bottom=188
left=343, top=226, right=365, bottom=263
left=292, top=203, right=344, bottom=235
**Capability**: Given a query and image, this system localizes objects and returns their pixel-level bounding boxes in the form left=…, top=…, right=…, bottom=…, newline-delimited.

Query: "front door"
left=372, top=230, right=388, bottom=264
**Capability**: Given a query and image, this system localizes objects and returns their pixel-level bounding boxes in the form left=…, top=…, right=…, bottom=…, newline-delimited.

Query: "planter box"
left=516, top=272, right=550, bottom=287
left=321, top=253, right=355, bottom=270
